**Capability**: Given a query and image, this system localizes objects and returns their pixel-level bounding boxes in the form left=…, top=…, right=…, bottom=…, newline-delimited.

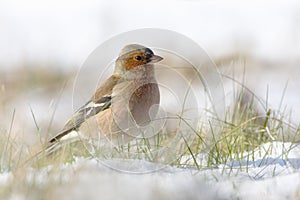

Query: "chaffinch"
left=43, top=44, right=163, bottom=156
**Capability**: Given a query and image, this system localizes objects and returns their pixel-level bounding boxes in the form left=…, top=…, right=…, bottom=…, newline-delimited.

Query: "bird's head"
left=115, top=44, right=163, bottom=76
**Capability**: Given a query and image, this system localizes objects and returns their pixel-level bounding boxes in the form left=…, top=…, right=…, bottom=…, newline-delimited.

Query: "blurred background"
left=0, top=0, right=300, bottom=145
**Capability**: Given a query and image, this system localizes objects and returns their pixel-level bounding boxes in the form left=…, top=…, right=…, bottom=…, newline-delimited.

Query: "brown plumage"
left=41, top=44, right=163, bottom=156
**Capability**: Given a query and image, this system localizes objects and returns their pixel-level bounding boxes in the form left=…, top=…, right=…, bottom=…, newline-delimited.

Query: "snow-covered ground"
left=1, top=142, right=300, bottom=200
left=1, top=1, right=300, bottom=199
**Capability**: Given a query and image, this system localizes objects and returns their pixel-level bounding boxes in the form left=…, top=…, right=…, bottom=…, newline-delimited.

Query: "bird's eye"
left=135, top=56, right=142, bottom=61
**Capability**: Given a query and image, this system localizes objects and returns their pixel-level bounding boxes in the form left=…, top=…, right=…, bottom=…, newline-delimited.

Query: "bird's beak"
left=148, top=55, right=163, bottom=64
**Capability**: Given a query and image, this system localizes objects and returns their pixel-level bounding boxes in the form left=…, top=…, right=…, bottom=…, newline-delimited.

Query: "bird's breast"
left=111, top=78, right=160, bottom=127
left=129, top=82, right=160, bottom=126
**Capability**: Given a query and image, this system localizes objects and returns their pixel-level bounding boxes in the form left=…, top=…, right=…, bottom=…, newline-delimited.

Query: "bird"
left=36, top=44, right=163, bottom=158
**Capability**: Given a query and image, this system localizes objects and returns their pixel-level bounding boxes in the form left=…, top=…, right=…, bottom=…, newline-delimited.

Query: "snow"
left=0, top=172, right=12, bottom=186
left=1, top=142, right=300, bottom=199
left=1, top=1, right=300, bottom=199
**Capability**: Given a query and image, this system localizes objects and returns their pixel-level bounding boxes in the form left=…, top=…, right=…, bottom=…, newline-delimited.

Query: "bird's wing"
left=48, top=75, right=121, bottom=143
